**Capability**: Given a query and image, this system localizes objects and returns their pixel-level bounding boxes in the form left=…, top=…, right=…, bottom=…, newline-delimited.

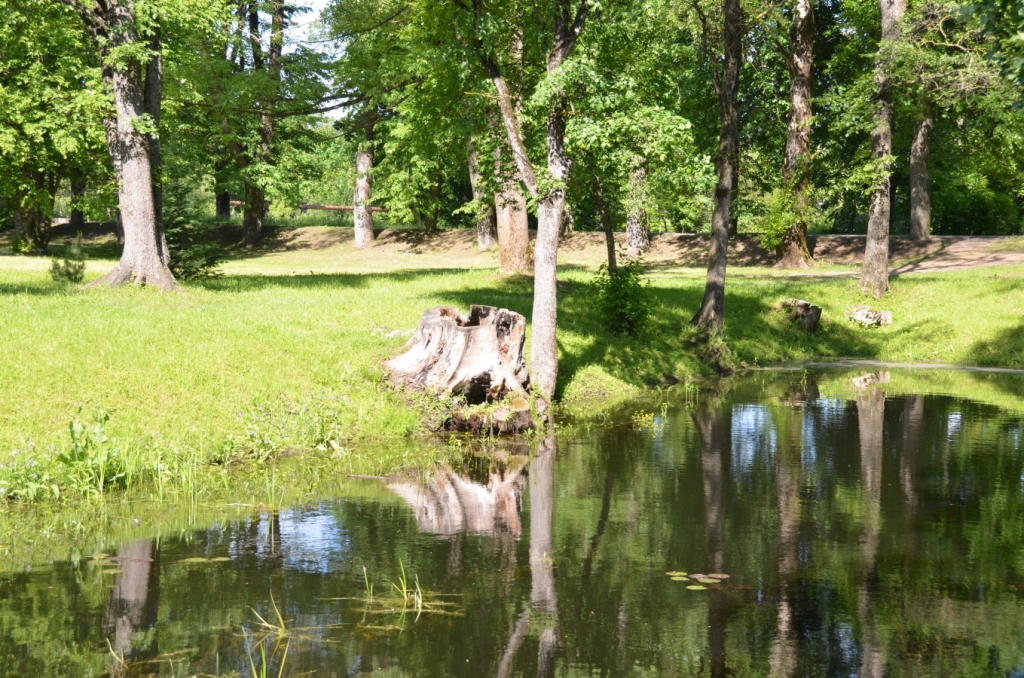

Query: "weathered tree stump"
left=385, top=305, right=529, bottom=404
left=779, top=297, right=822, bottom=332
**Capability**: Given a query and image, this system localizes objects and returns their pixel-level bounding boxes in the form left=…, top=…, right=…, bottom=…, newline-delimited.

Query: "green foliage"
left=165, top=212, right=225, bottom=281
left=933, top=171, right=1022, bottom=235
left=57, top=409, right=125, bottom=496
left=746, top=186, right=802, bottom=251
left=49, top=233, right=86, bottom=283
left=592, top=257, right=653, bottom=336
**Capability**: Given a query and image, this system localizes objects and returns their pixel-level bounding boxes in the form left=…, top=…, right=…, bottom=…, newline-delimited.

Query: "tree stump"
left=385, top=305, right=529, bottom=404
left=779, top=297, right=822, bottom=332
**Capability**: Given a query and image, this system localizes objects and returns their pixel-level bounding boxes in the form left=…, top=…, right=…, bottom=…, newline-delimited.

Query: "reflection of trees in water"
left=856, top=386, right=885, bottom=678
left=695, top=404, right=730, bottom=678
left=769, top=399, right=803, bottom=678
left=102, top=540, right=159, bottom=676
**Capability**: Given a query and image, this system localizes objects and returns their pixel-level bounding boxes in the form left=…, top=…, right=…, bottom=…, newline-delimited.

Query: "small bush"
left=592, top=257, right=653, bottom=336
left=165, top=211, right=225, bottom=281
left=49, top=233, right=86, bottom=283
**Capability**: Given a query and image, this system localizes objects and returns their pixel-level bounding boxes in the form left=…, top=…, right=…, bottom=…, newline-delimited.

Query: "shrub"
left=592, top=257, right=653, bottom=336
left=49, top=233, right=86, bottom=283
left=165, top=211, right=225, bottom=281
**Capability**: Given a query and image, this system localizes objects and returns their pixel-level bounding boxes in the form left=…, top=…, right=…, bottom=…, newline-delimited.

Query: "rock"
left=848, top=305, right=893, bottom=327
left=385, top=305, right=529, bottom=404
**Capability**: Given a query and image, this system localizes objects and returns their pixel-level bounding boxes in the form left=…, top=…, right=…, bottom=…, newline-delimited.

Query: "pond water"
left=2, top=370, right=1024, bottom=677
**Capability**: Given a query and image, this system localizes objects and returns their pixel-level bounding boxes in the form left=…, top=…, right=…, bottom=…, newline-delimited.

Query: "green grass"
left=2, top=236, right=1023, bottom=505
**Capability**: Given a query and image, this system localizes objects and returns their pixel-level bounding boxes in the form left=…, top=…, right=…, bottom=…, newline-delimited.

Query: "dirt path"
left=889, top=236, right=1024, bottom=274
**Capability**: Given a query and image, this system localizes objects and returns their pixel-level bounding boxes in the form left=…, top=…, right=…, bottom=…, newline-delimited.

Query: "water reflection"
left=2, top=370, right=1024, bottom=677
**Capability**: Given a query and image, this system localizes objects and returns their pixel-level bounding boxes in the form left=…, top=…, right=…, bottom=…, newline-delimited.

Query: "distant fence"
left=228, top=200, right=386, bottom=213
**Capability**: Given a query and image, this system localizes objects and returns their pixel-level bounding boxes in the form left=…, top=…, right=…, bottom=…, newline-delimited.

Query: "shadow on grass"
left=967, top=323, right=1024, bottom=369
left=189, top=267, right=494, bottom=292
left=435, top=276, right=883, bottom=399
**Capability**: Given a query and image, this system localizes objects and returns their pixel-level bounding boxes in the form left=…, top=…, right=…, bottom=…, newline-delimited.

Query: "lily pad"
left=697, top=578, right=719, bottom=584
left=708, top=573, right=730, bottom=579
left=666, top=571, right=687, bottom=577
left=686, top=585, right=707, bottom=591
left=689, top=574, right=707, bottom=579
left=669, top=576, right=689, bottom=581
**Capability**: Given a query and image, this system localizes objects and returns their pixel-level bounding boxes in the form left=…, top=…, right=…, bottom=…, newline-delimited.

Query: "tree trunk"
left=70, top=173, right=85, bottom=231
left=425, top=174, right=442, bottom=234
left=591, top=173, right=618, bottom=277
left=494, top=148, right=530, bottom=273
left=776, top=0, right=815, bottom=269
left=625, top=163, right=649, bottom=257
left=468, top=141, right=498, bottom=251
left=860, top=0, right=906, bottom=298
left=90, top=1, right=175, bottom=290
left=242, top=181, right=265, bottom=246
left=353, top=145, right=375, bottom=248
left=909, top=107, right=932, bottom=240
left=692, top=0, right=741, bottom=333
left=215, top=191, right=231, bottom=220
left=144, top=23, right=168, bottom=266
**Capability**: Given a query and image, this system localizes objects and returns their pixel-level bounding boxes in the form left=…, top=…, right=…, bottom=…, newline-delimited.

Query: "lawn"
left=2, top=227, right=1023, bottom=502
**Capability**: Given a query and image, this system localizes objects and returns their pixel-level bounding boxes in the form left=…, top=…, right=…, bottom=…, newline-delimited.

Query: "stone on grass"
left=848, top=305, right=893, bottom=327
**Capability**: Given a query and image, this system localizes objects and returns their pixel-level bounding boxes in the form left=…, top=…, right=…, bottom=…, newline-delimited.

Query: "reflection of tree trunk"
left=532, top=433, right=559, bottom=677
left=900, top=395, right=923, bottom=510
left=856, top=387, right=885, bottom=678
left=770, top=407, right=802, bottom=677
left=103, top=540, right=159, bottom=675
left=696, top=406, right=728, bottom=678
left=496, top=609, right=531, bottom=678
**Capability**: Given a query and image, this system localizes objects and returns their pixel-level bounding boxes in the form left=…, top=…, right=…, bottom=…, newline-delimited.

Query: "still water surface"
left=2, top=371, right=1024, bottom=676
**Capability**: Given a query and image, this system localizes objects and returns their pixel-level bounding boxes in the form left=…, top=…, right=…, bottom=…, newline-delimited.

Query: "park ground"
left=1, top=224, right=1023, bottom=504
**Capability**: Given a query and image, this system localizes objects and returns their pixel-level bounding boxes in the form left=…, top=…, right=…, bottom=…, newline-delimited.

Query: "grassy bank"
left=2, top=228, right=1023, bottom=503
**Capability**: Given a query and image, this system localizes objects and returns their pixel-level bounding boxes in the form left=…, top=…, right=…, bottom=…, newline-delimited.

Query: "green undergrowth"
left=1, top=255, right=1023, bottom=505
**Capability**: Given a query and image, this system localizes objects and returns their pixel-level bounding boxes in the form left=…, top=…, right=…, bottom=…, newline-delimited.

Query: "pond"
left=2, top=369, right=1023, bottom=677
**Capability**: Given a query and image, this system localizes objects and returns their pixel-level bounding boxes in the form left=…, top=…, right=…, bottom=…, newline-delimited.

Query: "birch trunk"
left=468, top=141, right=498, bottom=251
left=353, top=145, right=375, bottom=248
left=909, top=108, right=932, bottom=240
left=692, top=0, right=741, bottom=332
left=90, top=0, right=175, bottom=290
left=625, top=164, right=649, bottom=257
left=776, top=0, right=815, bottom=268
left=860, top=0, right=906, bottom=298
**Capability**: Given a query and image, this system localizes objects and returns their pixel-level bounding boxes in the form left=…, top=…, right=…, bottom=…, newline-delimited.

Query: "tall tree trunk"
left=468, top=141, right=498, bottom=251
left=425, top=174, right=442, bottom=234
left=215, top=191, right=231, bottom=220
left=776, top=0, right=815, bottom=268
left=242, top=181, right=266, bottom=245
left=909, top=107, right=932, bottom=240
left=625, top=163, right=650, bottom=257
left=591, top=173, right=618, bottom=277
left=860, top=0, right=906, bottom=298
left=353, top=144, right=375, bottom=248
left=144, top=23, right=168, bottom=266
left=493, top=158, right=530, bottom=273
left=69, top=172, right=85, bottom=231
left=692, top=0, right=741, bottom=333
left=91, top=0, right=175, bottom=290
left=481, top=0, right=589, bottom=398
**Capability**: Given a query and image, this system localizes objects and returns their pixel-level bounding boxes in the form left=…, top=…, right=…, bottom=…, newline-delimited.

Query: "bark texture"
left=776, top=0, right=815, bottom=269
left=385, top=305, right=529, bottom=404
left=90, top=0, right=176, bottom=290
left=144, top=24, right=168, bottom=266
left=468, top=141, right=498, bottom=251
left=354, top=145, right=376, bottom=249
left=909, top=108, right=932, bottom=240
left=494, top=145, right=530, bottom=273
left=692, top=0, right=741, bottom=333
left=625, top=164, right=650, bottom=257
left=860, top=0, right=906, bottom=298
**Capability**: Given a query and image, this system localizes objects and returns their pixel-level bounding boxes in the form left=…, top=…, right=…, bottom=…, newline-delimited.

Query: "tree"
left=692, top=0, right=742, bottom=333
left=860, top=0, right=906, bottom=298
left=467, top=141, right=498, bottom=250
left=775, top=0, right=816, bottom=267
left=59, top=0, right=176, bottom=289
